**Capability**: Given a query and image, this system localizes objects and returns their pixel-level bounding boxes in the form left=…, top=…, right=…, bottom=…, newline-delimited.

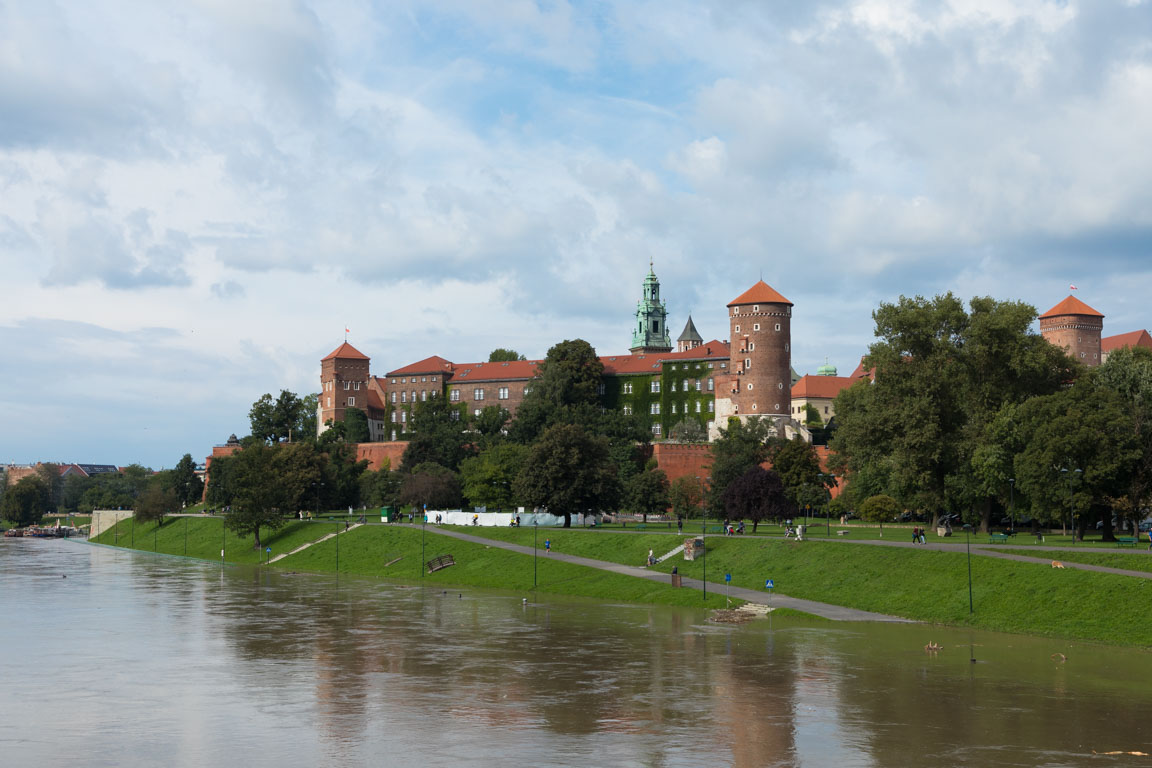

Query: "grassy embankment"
left=455, top=526, right=1152, bottom=647
left=90, top=517, right=730, bottom=609
left=989, top=547, right=1152, bottom=574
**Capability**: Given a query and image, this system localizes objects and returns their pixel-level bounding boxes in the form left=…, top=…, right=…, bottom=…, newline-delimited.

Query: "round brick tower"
left=727, top=280, right=793, bottom=417
left=1039, top=295, right=1104, bottom=367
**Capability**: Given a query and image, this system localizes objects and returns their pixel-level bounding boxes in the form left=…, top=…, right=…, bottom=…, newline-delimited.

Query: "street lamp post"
left=963, top=523, right=973, bottom=614
left=533, top=521, right=538, bottom=590
left=1009, top=478, right=1015, bottom=534
left=818, top=473, right=837, bottom=537
left=1061, top=468, right=1082, bottom=542
left=421, top=504, right=426, bottom=578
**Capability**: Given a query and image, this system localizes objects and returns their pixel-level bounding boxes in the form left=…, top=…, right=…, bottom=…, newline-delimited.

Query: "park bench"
left=989, top=533, right=1011, bottom=544
left=1115, top=537, right=1138, bottom=548
left=426, top=554, right=456, bottom=573
left=634, top=524, right=647, bottom=531
left=836, top=530, right=850, bottom=536
left=707, top=526, right=726, bottom=534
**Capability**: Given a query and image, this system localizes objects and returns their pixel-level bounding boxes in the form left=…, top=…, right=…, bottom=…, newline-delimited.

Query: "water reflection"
left=3, top=540, right=1151, bottom=768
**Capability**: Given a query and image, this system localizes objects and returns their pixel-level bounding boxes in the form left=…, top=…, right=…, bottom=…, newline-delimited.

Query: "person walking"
left=545, top=539, right=551, bottom=554
left=911, top=526, right=919, bottom=544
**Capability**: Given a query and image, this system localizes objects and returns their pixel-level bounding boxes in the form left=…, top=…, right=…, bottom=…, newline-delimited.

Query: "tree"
left=459, top=443, right=529, bottom=509
left=669, top=418, right=707, bottom=443
left=1, top=475, right=48, bottom=526
left=802, top=404, right=823, bottom=428
left=1009, top=378, right=1139, bottom=541
left=707, top=416, right=772, bottom=514
left=513, top=423, right=621, bottom=527
left=858, top=494, right=900, bottom=524
left=831, top=294, right=1076, bottom=528
left=224, top=444, right=291, bottom=550
left=722, top=466, right=793, bottom=532
left=317, top=442, right=368, bottom=510
left=343, top=406, right=371, bottom=443
left=359, top=465, right=403, bottom=509
left=399, top=463, right=463, bottom=511
left=471, top=405, right=510, bottom=449
left=35, top=463, right=63, bottom=513
left=1095, top=346, right=1152, bottom=536
left=135, top=478, right=179, bottom=525
left=510, top=339, right=605, bottom=443
left=488, top=348, right=526, bottom=362
left=249, top=390, right=310, bottom=443
left=669, top=475, right=705, bottom=520
left=171, top=453, right=204, bottom=507
left=768, top=436, right=831, bottom=511
left=626, top=466, right=670, bottom=522
left=400, top=393, right=474, bottom=472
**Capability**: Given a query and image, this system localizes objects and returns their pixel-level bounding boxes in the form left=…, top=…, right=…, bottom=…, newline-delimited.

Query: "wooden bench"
left=989, top=533, right=1010, bottom=544
left=426, top=554, right=456, bottom=573
left=1115, top=537, right=1138, bottom=548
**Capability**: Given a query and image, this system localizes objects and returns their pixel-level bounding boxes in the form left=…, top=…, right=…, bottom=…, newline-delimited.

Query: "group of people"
left=911, top=526, right=927, bottom=544
left=508, top=515, right=523, bottom=527
left=783, top=523, right=805, bottom=540
left=722, top=522, right=746, bottom=536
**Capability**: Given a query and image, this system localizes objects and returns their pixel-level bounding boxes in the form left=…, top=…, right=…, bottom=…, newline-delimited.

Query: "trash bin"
left=671, top=573, right=682, bottom=588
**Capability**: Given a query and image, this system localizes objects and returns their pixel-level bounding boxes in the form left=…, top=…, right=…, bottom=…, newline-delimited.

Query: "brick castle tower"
left=1039, top=296, right=1104, bottom=367
left=712, top=280, right=793, bottom=436
left=318, top=341, right=371, bottom=432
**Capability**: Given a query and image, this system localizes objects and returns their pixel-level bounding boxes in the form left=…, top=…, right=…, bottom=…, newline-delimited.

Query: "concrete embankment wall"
left=90, top=510, right=133, bottom=539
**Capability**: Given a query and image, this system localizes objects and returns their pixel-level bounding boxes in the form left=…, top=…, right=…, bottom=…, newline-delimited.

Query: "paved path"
left=403, top=525, right=911, bottom=623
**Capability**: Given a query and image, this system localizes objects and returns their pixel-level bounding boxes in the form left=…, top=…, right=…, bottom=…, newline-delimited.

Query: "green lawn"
left=451, top=525, right=1152, bottom=646
left=988, top=548, right=1152, bottom=574
left=90, top=518, right=730, bottom=609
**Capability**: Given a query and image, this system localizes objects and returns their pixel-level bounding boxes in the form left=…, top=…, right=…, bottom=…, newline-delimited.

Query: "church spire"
left=631, top=263, right=673, bottom=354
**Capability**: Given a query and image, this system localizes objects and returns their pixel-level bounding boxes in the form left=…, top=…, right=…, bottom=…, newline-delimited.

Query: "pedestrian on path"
left=647, top=549, right=656, bottom=566
left=545, top=539, right=551, bottom=554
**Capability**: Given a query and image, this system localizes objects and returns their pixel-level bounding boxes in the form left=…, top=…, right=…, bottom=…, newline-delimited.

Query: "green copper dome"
left=816, top=359, right=837, bottom=376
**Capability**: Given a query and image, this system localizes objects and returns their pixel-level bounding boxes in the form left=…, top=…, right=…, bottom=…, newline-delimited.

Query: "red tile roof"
left=791, top=375, right=857, bottom=399
left=385, top=355, right=455, bottom=376
left=599, top=341, right=731, bottom=375
left=321, top=341, right=370, bottom=361
left=1102, top=329, right=1152, bottom=352
left=848, top=356, right=874, bottom=380
left=450, top=360, right=541, bottom=381
left=1039, top=295, right=1103, bottom=319
left=727, top=280, right=792, bottom=307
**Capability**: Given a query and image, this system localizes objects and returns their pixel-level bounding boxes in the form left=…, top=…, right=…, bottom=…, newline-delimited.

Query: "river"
left=2, top=539, right=1150, bottom=767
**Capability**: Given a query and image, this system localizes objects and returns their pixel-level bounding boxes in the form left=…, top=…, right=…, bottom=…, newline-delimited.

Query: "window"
left=754, top=324, right=760, bottom=331
left=695, top=401, right=702, bottom=413
left=720, top=362, right=727, bottom=368
left=450, top=390, right=460, bottom=402
left=421, top=390, right=427, bottom=401
left=651, top=381, right=660, bottom=393
left=775, top=323, right=781, bottom=331
left=623, top=382, right=633, bottom=394
left=650, top=403, right=661, bottom=415
left=401, top=411, right=407, bottom=423
left=708, top=378, right=714, bottom=391
left=391, top=430, right=397, bottom=440
left=622, top=405, right=632, bottom=416
left=707, top=420, right=714, bottom=431
left=450, top=411, right=460, bottom=421
left=391, top=379, right=396, bottom=384
left=422, top=377, right=427, bottom=382
left=652, top=424, right=662, bottom=437
left=695, top=380, right=702, bottom=392
left=326, top=397, right=331, bottom=407
left=391, top=412, right=397, bottom=423
left=343, top=381, right=350, bottom=391
left=474, top=388, right=485, bottom=400
left=599, top=382, right=605, bottom=395
left=474, top=409, right=482, bottom=417
left=745, top=358, right=752, bottom=369
left=498, top=387, right=509, bottom=400
left=391, top=392, right=397, bottom=404
left=354, top=381, right=360, bottom=391
left=401, top=378, right=407, bottom=384
left=824, top=406, right=829, bottom=414
left=671, top=382, right=678, bottom=392
left=734, top=325, right=740, bottom=333
left=431, top=376, right=438, bottom=382
left=753, top=305, right=759, bottom=312
left=671, top=404, right=678, bottom=414
left=707, top=401, right=714, bottom=413
left=785, top=343, right=790, bottom=352
left=401, top=391, right=408, bottom=403
left=411, top=391, right=416, bottom=402
left=749, top=343, right=755, bottom=351
left=747, top=383, right=753, bottom=390
left=777, top=382, right=784, bottom=390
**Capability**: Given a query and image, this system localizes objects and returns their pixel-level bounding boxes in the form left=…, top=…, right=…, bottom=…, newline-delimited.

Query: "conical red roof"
left=1039, top=296, right=1103, bottom=319
left=727, top=280, right=792, bottom=307
left=321, top=342, right=370, bottom=361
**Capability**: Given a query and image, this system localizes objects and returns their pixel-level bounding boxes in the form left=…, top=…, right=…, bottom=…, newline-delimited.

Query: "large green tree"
left=171, top=453, right=204, bottom=507
left=1095, top=346, right=1152, bottom=535
left=343, top=406, right=371, bottom=444
left=223, top=444, right=291, bottom=550
left=706, top=416, right=772, bottom=515
left=513, top=423, right=621, bottom=527
left=399, top=463, right=463, bottom=511
left=134, top=477, right=179, bottom=525
left=768, top=436, right=831, bottom=511
left=459, top=443, right=529, bottom=509
left=832, top=294, right=1075, bottom=528
left=1, top=475, right=48, bottom=526
left=488, top=348, right=526, bottom=362
left=249, top=390, right=312, bottom=443
left=400, top=393, right=474, bottom=472
left=625, top=465, right=670, bottom=522
left=669, top=475, right=705, bottom=520
left=510, top=339, right=604, bottom=443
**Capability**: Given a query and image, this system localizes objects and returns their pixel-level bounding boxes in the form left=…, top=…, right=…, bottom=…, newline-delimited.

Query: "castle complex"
left=317, top=274, right=1152, bottom=446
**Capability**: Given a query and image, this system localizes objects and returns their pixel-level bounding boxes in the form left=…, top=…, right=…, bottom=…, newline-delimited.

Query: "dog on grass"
left=1051, top=561, right=1065, bottom=569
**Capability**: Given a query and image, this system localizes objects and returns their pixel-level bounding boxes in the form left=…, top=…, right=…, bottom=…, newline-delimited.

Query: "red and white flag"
left=1069, top=284, right=1077, bottom=291
left=345, top=326, right=351, bottom=333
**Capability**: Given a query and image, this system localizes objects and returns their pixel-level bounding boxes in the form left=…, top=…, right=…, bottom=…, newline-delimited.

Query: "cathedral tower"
left=630, top=265, right=673, bottom=354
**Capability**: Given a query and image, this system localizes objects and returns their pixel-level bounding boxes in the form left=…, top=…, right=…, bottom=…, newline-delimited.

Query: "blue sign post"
left=765, top=578, right=774, bottom=611
left=725, top=573, right=731, bottom=606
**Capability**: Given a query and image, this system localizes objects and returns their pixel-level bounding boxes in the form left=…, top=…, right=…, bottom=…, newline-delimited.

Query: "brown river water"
left=2, top=539, right=1151, bottom=767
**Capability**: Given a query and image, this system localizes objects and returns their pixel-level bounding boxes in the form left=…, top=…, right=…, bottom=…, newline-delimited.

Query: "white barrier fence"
left=416, top=510, right=596, bottom=527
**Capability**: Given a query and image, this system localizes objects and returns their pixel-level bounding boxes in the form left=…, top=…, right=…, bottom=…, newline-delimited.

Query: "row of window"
left=392, top=376, right=438, bottom=384
left=448, top=387, right=517, bottom=401
left=647, top=401, right=714, bottom=415
left=733, top=323, right=781, bottom=333
left=392, top=390, right=436, bottom=404
left=323, top=380, right=362, bottom=392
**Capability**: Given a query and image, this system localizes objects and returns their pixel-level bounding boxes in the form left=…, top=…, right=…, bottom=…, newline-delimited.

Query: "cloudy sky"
left=2, top=0, right=1151, bottom=469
